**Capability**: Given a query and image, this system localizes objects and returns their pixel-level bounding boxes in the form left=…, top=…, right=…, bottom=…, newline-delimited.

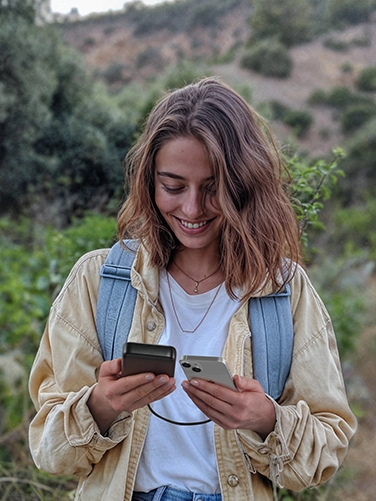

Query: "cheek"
left=155, top=190, right=175, bottom=215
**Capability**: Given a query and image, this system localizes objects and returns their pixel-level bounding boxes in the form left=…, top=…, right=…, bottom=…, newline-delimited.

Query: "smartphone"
left=122, top=342, right=176, bottom=377
left=179, top=356, right=237, bottom=390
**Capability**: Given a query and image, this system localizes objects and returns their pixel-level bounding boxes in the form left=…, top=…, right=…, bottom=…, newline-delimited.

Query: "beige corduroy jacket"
left=29, top=246, right=357, bottom=501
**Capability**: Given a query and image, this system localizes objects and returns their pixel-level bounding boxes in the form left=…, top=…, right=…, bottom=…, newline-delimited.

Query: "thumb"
left=99, top=357, right=122, bottom=378
left=233, top=374, right=264, bottom=393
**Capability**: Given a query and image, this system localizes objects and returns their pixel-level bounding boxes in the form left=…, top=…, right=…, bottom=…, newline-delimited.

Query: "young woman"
left=29, top=77, right=357, bottom=501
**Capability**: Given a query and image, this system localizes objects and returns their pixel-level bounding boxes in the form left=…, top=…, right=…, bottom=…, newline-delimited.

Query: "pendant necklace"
left=173, top=260, right=221, bottom=293
left=166, top=272, right=222, bottom=333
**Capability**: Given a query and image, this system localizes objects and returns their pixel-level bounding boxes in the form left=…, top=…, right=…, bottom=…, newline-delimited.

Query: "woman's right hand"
left=87, top=358, right=176, bottom=434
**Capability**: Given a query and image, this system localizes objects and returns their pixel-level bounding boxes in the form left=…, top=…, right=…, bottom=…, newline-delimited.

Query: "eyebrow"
left=156, top=171, right=214, bottom=182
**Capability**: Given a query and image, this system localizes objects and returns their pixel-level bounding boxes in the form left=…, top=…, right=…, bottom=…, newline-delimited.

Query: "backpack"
left=96, top=241, right=294, bottom=401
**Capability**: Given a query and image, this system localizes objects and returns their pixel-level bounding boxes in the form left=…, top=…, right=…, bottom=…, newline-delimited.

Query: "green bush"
left=241, top=39, right=292, bottom=78
left=338, top=117, right=376, bottom=203
left=323, top=37, right=349, bottom=51
left=308, top=86, right=374, bottom=110
left=333, top=198, right=376, bottom=261
left=307, top=88, right=328, bottom=106
left=0, top=214, right=116, bottom=431
left=249, top=0, right=314, bottom=47
left=326, top=0, right=373, bottom=27
left=282, top=109, right=313, bottom=138
left=356, top=66, right=376, bottom=92
left=340, top=103, right=376, bottom=133
left=309, top=255, right=370, bottom=358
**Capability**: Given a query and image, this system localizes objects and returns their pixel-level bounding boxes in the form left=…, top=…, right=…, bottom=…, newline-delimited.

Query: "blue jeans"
left=132, top=486, right=222, bottom=501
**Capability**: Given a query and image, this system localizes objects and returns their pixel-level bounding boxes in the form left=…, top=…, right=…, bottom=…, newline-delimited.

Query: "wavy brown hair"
left=118, top=77, right=301, bottom=299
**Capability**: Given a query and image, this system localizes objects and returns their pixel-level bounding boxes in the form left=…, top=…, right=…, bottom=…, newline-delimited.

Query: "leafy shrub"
left=269, top=101, right=313, bottom=137
left=0, top=214, right=116, bottom=431
left=340, top=103, right=376, bottom=133
left=326, top=0, right=373, bottom=27
left=309, top=255, right=371, bottom=359
left=356, top=66, right=376, bottom=92
left=136, top=46, right=165, bottom=70
left=307, top=89, right=328, bottom=106
left=269, top=100, right=289, bottom=120
left=101, top=62, right=128, bottom=84
left=241, top=39, right=292, bottom=78
left=282, top=109, right=313, bottom=138
left=249, top=0, right=314, bottom=47
left=323, top=37, right=349, bottom=51
left=333, top=198, right=376, bottom=261
left=286, top=148, right=345, bottom=253
left=308, top=86, right=374, bottom=110
left=337, top=118, right=376, bottom=203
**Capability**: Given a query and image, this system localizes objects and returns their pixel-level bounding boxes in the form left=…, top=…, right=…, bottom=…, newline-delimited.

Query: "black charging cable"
left=147, top=404, right=211, bottom=426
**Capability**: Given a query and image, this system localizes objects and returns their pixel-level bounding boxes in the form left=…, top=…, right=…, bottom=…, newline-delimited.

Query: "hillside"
left=57, top=2, right=376, bottom=158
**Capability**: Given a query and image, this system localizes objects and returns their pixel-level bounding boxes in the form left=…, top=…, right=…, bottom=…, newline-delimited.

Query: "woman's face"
left=154, top=136, right=224, bottom=253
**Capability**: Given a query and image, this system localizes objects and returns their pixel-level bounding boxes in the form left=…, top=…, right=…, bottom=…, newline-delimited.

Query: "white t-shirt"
left=134, top=271, right=240, bottom=494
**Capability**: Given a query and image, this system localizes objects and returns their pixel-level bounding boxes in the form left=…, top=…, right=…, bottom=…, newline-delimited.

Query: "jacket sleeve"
left=28, top=250, right=133, bottom=477
left=237, top=265, right=357, bottom=491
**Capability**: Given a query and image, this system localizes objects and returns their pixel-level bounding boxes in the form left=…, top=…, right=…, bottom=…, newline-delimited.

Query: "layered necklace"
left=166, top=272, right=223, bottom=333
left=172, top=260, right=221, bottom=293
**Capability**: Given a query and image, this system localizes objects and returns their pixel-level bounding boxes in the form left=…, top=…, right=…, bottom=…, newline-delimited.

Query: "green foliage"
left=0, top=214, right=116, bottom=431
left=285, top=148, right=345, bottom=253
left=269, top=101, right=313, bottom=137
left=338, top=117, right=376, bottom=203
left=355, top=65, right=376, bottom=92
left=340, top=103, right=376, bottom=133
left=333, top=198, right=376, bottom=261
left=323, top=36, right=349, bottom=51
left=308, top=86, right=372, bottom=110
left=0, top=7, right=135, bottom=221
left=125, top=0, right=246, bottom=36
left=241, top=39, right=293, bottom=78
left=326, top=0, right=373, bottom=28
left=249, top=0, right=314, bottom=47
left=309, top=255, right=371, bottom=358
left=308, top=86, right=376, bottom=137
left=282, top=109, right=313, bottom=138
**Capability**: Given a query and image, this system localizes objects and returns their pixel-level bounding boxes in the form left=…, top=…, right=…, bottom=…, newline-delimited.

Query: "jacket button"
left=227, top=474, right=239, bottom=487
left=146, top=321, right=156, bottom=331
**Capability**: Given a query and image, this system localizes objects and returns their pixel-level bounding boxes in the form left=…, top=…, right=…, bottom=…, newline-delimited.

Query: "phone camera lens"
left=182, top=362, right=191, bottom=368
left=192, top=366, right=201, bottom=373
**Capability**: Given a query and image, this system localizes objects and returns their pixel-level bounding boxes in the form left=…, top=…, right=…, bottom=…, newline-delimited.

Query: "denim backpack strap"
left=249, top=284, right=293, bottom=401
left=96, top=240, right=139, bottom=360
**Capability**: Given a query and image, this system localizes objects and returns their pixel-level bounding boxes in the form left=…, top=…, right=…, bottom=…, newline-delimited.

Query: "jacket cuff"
left=236, top=397, right=293, bottom=487
left=63, top=385, right=132, bottom=448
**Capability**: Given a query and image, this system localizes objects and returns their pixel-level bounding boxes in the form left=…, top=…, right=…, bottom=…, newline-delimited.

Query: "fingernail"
left=158, top=376, right=168, bottom=384
left=145, top=374, right=154, bottom=381
left=190, top=379, right=199, bottom=387
left=182, top=381, right=189, bottom=389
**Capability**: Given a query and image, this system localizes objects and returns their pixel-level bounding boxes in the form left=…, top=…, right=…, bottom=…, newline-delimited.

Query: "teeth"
left=181, top=220, right=207, bottom=229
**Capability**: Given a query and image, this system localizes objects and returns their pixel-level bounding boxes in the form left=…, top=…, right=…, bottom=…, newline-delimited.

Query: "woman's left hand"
left=182, top=375, right=276, bottom=439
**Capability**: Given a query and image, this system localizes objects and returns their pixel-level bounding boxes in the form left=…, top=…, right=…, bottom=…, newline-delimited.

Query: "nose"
left=182, top=188, right=204, bottom=219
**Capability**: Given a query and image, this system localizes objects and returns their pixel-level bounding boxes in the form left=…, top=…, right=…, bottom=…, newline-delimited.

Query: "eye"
left=162, top=184, right=184, bottom=194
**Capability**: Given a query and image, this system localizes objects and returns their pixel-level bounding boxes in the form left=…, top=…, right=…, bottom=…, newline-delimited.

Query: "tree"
left=0, top=2, right=135, bottom=223
left=249, top=0, right=314, bottom=47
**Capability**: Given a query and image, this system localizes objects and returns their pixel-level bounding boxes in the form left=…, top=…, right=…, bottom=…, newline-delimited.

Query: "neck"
left=169, top=249, right=224, bottom=295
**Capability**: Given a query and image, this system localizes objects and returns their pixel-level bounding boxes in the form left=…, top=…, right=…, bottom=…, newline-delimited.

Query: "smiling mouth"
left=180, top=219, right=208, bottom=229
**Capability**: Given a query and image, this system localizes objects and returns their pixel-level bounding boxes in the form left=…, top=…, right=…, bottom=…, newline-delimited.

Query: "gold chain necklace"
left=166, top=272, right=223, bottom=333
left=173, top=261, right=221, bottom=293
